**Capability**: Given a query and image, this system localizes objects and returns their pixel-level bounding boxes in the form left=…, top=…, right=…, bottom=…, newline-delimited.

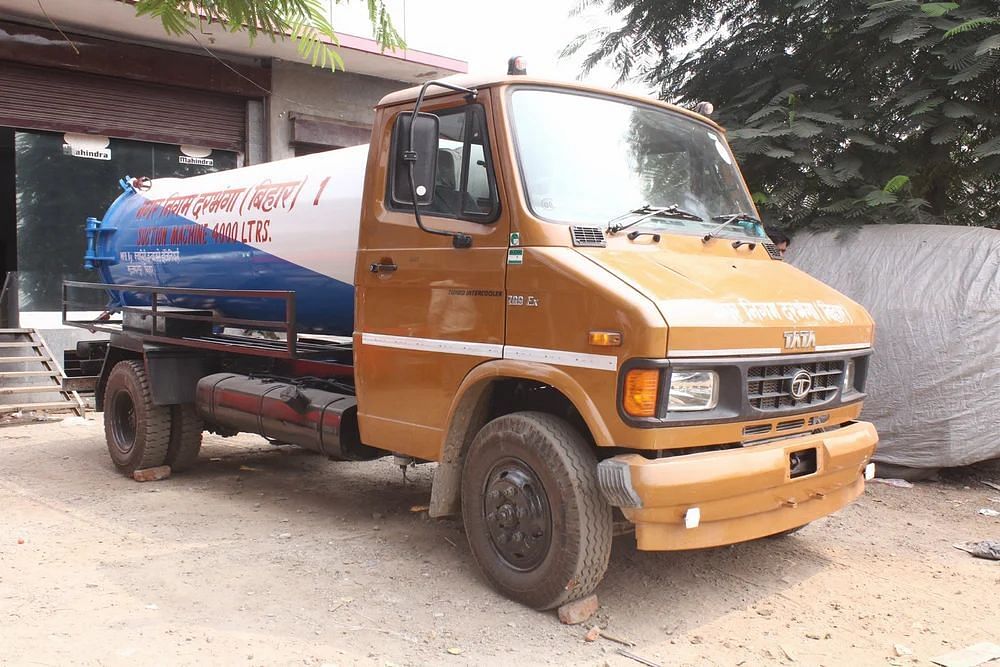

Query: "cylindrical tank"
left=88, top=144, right=369, bottom=335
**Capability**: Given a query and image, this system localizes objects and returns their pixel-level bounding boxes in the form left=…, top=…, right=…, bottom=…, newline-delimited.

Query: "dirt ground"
left=1, top=415, right=998, bottom=667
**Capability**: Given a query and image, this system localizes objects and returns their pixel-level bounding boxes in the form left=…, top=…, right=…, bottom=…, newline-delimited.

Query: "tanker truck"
left=63, top=75, right=879, bottom=611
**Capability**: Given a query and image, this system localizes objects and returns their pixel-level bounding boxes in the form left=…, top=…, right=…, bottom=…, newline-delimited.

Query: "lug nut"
left=512, top=531, right=523, bottom=542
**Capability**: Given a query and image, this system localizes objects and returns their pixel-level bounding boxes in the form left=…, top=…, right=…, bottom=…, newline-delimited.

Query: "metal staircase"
left=0, top=328, right=86, bottom=417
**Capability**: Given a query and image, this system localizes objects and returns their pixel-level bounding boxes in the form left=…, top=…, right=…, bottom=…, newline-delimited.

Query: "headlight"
left=843, top=359, right=856, bottom=393
left=668, top=370, right=718, bottom=412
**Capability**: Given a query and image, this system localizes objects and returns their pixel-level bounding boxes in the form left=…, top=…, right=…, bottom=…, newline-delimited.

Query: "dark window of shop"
left=6, top=129, right=237, bottom=314
left=295, top=144, right=335, bottom=157
left=388, top=105, right=499, bottom=223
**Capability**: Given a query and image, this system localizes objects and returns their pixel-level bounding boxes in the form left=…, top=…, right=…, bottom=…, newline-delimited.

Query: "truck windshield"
left=510, top=89, right=761, bottom=239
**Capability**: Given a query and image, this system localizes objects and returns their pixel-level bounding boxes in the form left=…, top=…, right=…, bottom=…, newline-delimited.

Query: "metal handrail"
left=61, top=280, right=299, bottom=358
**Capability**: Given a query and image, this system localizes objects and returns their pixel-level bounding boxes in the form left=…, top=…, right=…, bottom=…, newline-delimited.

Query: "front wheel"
left=461, top=412, right=612, bottom=610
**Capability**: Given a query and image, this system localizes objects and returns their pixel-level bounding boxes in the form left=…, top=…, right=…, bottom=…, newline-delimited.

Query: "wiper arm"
left=701, top=212, right=762, bottom=243
left=606, top=204, right=704, bottom=235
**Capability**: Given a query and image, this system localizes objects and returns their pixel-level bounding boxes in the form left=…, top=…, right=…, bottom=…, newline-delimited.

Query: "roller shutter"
left=0, top=62, right=245, bottom=151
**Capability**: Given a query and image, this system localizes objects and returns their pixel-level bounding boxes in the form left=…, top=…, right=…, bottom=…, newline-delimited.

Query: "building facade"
left=0, top=0, right=465, bottom=328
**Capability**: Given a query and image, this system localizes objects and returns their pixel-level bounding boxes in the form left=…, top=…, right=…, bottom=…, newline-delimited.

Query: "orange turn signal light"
left=588, top=331, right=622, bottom=347
left=623, top=368, right=659, bottom=417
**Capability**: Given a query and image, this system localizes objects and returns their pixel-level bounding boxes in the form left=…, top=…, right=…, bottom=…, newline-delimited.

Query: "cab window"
left=389, top=105, right=499, bottom=223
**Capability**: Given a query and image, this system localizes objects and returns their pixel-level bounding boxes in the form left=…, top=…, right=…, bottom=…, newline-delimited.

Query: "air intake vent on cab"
left=763, top=242, right=783, bottom=260
left=570, top=226, right=606, bottom=247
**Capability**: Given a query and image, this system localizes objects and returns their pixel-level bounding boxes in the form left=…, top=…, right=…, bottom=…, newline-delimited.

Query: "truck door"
left=355, top=90, right=509, bottom=461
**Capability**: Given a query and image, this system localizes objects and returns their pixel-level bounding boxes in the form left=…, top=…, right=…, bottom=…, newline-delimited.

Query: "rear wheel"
left=103, top=360, right=171, bottom=475
left=461, top=412, right=612, bottom=610
left=166, top=404, right=203, bottom=472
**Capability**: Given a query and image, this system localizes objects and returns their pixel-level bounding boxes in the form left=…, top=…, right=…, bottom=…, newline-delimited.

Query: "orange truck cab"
left=355, top=76, right=877, bottom=607
left=71, top=75, right=878, bottom=612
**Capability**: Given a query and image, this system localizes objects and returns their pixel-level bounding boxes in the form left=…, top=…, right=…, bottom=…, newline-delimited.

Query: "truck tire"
left=103, top=360, right=171, bottom=475
left=166, top=404, right=203, bottom=472
left=461, top=412, right=612, bottom=610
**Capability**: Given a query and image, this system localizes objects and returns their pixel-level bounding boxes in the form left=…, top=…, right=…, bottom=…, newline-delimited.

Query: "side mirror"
left=391, top=112, right=439, bottom=206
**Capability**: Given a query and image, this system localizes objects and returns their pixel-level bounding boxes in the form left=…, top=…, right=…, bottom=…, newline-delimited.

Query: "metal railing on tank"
left=61, top=280, right=300, bottom=359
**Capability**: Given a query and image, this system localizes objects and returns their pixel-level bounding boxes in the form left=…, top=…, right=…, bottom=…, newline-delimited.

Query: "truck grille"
left=747, top=361, right=843, bottom=411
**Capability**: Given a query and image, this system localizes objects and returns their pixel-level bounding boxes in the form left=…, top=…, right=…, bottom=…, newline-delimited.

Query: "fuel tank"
left=195, top=373, right=381, bottom=461
left=86, top=144, right=369, bottom=334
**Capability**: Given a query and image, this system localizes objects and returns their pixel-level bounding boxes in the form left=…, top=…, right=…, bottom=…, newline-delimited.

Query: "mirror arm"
left=407, top=80, right=479, bottom=249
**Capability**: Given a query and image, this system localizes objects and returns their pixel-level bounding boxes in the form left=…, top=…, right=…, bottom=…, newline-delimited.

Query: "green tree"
left=568, top=0, right=1000, bottom=230
left=133, top=0, right=405, bottom=70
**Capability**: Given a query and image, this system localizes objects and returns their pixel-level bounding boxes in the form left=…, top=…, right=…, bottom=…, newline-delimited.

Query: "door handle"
left=369, top=261, right=398, bottom=274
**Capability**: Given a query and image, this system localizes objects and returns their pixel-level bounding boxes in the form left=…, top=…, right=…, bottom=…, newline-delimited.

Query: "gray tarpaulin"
left=787, top=224, right=1000, bottom=468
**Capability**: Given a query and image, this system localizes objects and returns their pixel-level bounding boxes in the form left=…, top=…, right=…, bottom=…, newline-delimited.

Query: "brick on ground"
left=133, top=466, right=171, bottom=482
left=558, top=594, right=599, bottom=625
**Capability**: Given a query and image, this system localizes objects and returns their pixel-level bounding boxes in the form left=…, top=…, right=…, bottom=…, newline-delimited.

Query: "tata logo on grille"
left=783, top=330, right=816, bottom=349
left=789, top=370, right=813, bottom=400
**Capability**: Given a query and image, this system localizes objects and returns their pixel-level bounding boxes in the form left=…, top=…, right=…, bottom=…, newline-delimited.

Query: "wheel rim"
left=111, top=390, right=137, bottom=454
left=482, top=457, right=552, bottom=572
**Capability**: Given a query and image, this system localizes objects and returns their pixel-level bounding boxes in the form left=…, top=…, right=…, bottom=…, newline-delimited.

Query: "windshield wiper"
left=701, top=212, right=762, bottom=243
left=606, top=204, right=704, bottom=235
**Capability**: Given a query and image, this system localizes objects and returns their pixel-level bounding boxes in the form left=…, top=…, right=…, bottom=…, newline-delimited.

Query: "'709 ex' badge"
left=507, top=248, right=524, bottom=265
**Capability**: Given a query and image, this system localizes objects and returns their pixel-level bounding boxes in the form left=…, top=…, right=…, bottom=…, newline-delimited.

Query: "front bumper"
left=597, top=421, right=878, bottom=550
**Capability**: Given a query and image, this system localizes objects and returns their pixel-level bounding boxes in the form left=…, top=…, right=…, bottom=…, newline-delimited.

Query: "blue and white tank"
left=85, top=145, right=368, bottom=335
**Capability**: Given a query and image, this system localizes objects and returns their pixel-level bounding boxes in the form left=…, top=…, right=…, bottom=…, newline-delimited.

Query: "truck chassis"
left=64, top=280, right=616, bottom=609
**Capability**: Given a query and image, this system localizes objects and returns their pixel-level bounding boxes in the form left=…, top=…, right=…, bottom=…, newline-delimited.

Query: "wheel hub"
left=111, top=390, right=137, bottom=454
left=483, top=458, right=552, bottom=571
